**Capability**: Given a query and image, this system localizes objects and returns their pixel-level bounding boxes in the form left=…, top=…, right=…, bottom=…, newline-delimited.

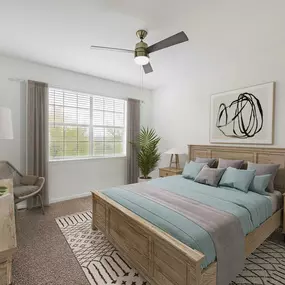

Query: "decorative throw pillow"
left=218, top=158, right=244, bottom=169
left=247, top=162, right=280, bottom=193
left=20, top=175, right=38, bottom=185
left=195, top=157, right=216, bottom=168
left=219, top=167, right=256, bottom=192
left=182, top=161, right=207, bottom=180
left=194, top=165, right=226, bottom=187
left=249, top=174, right=272, bottom=195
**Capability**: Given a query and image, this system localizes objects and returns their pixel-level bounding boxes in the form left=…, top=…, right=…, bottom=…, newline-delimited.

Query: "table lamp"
left=164, top=148, right=185, bottom=169
left=0, top=107, right=13, bottom=139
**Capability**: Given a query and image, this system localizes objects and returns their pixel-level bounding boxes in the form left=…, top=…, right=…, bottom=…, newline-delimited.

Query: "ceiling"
left=0, top=0, right=198, bottom=89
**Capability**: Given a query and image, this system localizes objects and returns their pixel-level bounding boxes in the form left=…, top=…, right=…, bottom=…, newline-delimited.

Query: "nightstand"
left=159, top=167, right=183, bottom=177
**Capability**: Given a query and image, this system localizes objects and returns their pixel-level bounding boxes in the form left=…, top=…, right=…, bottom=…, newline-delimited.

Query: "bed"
left=91, top=145, right=285, bottom=285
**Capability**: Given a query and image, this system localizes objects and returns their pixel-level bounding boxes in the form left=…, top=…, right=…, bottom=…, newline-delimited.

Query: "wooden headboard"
left=188, top=145, right=285, bottom=193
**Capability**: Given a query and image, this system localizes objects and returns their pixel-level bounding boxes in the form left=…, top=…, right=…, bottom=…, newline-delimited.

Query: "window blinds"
left=49, top=88, right=126, bottom=160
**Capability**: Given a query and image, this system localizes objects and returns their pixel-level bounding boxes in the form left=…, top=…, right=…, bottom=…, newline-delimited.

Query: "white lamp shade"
left=0, top=107, right=13, bottom=139
left=164, top=148, right=185, bottom=155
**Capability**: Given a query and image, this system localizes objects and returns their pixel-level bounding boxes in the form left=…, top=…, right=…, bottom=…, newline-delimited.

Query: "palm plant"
left=132, top=127, right=161, bottom=179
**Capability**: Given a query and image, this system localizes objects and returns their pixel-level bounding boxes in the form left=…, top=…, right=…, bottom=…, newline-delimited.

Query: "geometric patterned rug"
left=56, top=211, right=285, bottom=285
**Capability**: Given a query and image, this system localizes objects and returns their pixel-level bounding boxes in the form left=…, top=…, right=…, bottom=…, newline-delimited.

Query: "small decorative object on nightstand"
left=159, top=167, right=183, bottom=177
left=164, top=148, right=185, bottom=169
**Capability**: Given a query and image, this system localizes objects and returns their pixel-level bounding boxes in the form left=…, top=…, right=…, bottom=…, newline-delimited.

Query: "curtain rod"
left=8, top=77, right=26, bottom=82
left=8, top=78, right=145, bottom=103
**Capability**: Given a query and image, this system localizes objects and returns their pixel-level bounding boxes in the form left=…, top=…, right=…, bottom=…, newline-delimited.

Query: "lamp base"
left=169, top=154, right=180, bottom=169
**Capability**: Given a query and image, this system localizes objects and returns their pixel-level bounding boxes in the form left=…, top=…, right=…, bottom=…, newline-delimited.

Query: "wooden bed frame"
left=92, top=145, right=285, bottom=285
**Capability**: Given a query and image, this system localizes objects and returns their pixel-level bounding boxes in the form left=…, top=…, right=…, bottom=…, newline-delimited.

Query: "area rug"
left=56, top=211, right=285, bottom=285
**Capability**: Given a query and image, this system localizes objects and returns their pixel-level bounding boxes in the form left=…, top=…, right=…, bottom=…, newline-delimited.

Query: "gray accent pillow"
left=194, top=165, right=226, bottom=187
left=218, top=158, right=244, bottom=169
left=195, top=157, right=216, bottom=168
left=182, top=161, right=207, bottom=180
left=247, top=162, right=280, bottom=193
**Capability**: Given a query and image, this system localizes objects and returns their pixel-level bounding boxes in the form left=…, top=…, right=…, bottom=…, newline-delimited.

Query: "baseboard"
left=17, top=200, right=27, bottom=210
left=49, top=192, right=91, bottom=204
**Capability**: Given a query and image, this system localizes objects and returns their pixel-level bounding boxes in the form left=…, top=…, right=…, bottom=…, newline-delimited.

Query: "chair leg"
left=14, top=203, right=19, bottom=231
left=37, top=193, right=45, bottom=215
left=14, top=203, right=18, bottom=220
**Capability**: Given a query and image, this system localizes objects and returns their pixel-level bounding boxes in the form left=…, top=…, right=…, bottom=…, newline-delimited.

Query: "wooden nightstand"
left=159, top=167, right=183, bottom=178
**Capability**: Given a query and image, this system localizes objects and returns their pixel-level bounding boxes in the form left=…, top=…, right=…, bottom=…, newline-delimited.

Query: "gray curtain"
left=27, top=80, right=49, bottom=206
left=127, top=98, right=140, bottom=184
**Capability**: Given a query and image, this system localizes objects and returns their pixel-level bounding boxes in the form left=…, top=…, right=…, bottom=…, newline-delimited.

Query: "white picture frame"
left=210, top=82, right=275, bottom=144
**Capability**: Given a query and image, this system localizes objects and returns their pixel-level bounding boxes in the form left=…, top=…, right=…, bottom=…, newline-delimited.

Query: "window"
left=49, top=88, right=126, bottom=160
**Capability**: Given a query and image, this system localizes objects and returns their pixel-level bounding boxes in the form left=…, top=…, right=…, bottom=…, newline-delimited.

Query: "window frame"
left=48, top=87, right=127, bottom=162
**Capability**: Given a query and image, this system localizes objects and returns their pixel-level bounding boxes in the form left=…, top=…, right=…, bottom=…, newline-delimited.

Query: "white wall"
left=152, top=1, right=285, bottom=169
left=0, top=55, right=152, bottom=203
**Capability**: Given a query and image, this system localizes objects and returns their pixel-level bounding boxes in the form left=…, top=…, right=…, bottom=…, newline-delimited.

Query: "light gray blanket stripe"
left=121, top=183, right=245, bottom=285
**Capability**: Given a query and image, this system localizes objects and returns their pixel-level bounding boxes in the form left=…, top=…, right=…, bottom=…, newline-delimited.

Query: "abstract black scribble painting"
left=210, top=82, right=274, bottom=144
left=216, top=93, right=264, bottom=139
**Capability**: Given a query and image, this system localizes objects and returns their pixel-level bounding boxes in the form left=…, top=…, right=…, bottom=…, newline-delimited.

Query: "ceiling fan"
left=90, top=30, right=189, bottom=74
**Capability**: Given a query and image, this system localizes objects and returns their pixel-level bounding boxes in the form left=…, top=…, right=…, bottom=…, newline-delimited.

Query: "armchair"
left=0, top=161, right=45, bottom=214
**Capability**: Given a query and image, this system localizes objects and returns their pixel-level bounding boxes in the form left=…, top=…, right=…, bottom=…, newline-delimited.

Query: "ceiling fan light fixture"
left=134, top=40, right=149, bottom=65
left=134, top=55, right=149, bottom=66
left=90, top=30, right=189, bottom=74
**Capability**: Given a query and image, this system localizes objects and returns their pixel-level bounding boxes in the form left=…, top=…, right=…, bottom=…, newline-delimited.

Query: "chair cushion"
left=20, top=175, right=38, bottom=185
left=13, top=185, right=39, bottom=198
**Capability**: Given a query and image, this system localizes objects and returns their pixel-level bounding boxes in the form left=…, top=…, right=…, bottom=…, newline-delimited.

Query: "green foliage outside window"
left=49, top=126, right=124, bottom=159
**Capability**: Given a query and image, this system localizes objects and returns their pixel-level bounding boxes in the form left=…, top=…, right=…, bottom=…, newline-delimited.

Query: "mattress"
left=267, top=190, right=283, bottom=213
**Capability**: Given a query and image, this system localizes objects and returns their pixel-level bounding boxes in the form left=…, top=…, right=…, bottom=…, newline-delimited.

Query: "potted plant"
left=132, top=127, right=161, bottom=182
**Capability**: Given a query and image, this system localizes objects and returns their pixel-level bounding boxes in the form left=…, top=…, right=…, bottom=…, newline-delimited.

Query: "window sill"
left=49, top=155, right=127, bottom=164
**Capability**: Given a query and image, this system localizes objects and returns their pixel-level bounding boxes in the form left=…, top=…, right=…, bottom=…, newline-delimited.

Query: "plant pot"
left=138, top=177, right=152, bottom=183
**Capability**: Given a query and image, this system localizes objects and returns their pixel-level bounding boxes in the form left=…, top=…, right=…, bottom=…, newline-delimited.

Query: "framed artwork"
left=210, top=82, right=275, bottom=144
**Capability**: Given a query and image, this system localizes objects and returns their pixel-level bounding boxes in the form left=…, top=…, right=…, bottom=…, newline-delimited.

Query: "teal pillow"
left=182, top=161, right=207, bottom=180
left=219, top=167, right=256, bottom=192
left=249, top=174, right=272, bottom=195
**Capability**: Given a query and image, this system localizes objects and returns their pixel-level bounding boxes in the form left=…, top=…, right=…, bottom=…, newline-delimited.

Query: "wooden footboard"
left=92, top=190, right=217, bottom=285
left=92, top=190, right=282, bottom=285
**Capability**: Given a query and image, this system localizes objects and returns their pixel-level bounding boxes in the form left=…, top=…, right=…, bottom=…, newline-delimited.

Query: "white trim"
left=49, top=192, right=91, bottom=204
left=25, top=81, right=28, bottom=174
left=49, top=154, right=127, bottom=163
left=16, top=200, right=27, bottom=210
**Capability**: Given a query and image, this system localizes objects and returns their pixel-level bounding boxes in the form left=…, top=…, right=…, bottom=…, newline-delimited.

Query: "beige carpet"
left=13, top=196, right=285, bottom=285
left=13, top=196, right=92, bottom=285
left=56, top=211, right=285, bottom=285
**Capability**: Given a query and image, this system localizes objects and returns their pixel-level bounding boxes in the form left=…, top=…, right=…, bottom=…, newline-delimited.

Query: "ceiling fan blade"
left=147, top=31, right=188, bottom=54
left=90, top=45, right=134, bottom=54
left=143, top=63, right=153, bottom=74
